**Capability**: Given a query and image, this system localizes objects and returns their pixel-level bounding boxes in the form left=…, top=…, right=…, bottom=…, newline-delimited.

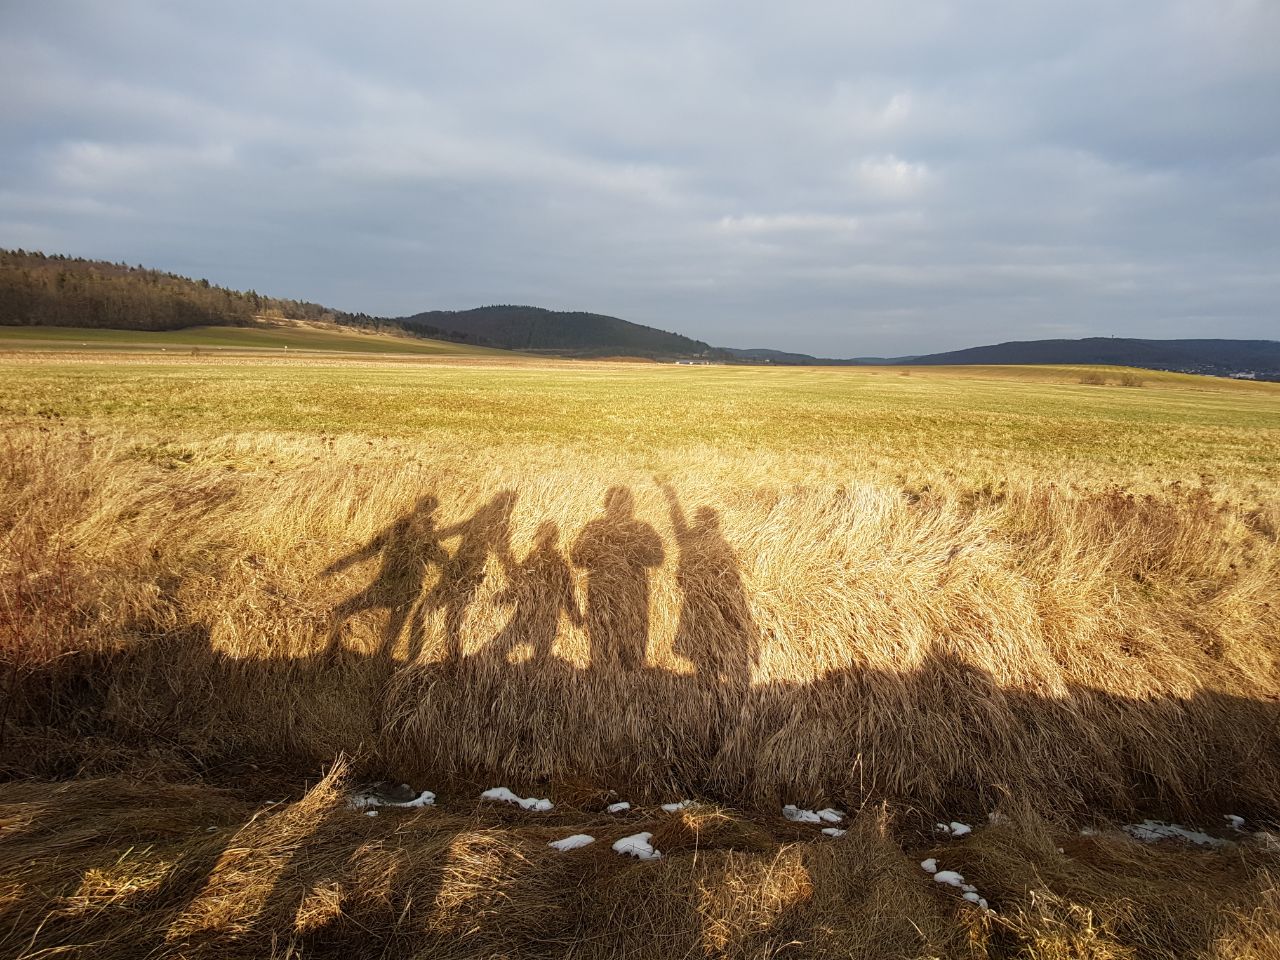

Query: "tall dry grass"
left=3, top=424, right=1277, bottom=821
left=3, top=394, right=1280, bottom=958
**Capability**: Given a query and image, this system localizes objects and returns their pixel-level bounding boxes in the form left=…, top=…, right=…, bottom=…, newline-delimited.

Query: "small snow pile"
left=919, top=859, right=992, bottom=912
left=548, top=834, right=595, bottom=852
left=365, top=810, right=378, bottom=817
left=782, top=805, right=845, bottom=825
left=821, top=827, right=846, bottom=838
left=606, top=801, right=631, bottom=814
left=661, top=800, right=695, bottom=813
left=348, top=785, right=436, bottom=811
left=613, top=832, right=661, bottom=860
left=481, top=787, right=553, bottom=812
left=1224, top=815, right=1246, bottom=832
left=1123, top=820, right=1227, bottom=849
left=935, top=821, right=972, bottom=837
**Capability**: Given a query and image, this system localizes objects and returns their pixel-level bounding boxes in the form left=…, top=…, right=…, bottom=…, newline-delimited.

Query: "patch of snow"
left=481, top=787, right=553, bottom=812
left=613, top=831, right=661, bottom=860
left=396, top=791, right=436, bottom=809
left=365, top=810, right=378, bottom=817
left=1080, top=827, right=1100, bottom=836
left=935, top=821, right=972, bottom=837
left=606, top=801, right=631, bottom=814
left=821, top=827, right=846, bottom=838
left=661, top=800, right=695, bottom=813
left=348, top=788, right=436, bottom=811
left=783, top=805, right=845, bottom=824
left=1225, top=814, right=1246, bottom=831
left=548, top=834, right=595, bottom=852
left=926, top=864, right=994, bottom=914
left=933, top=870, right=966, bottom=887
left=1123, top=819, right=1226, bottom=849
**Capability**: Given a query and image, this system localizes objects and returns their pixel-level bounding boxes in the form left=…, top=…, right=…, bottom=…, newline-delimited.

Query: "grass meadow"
left=2, top=343, right=1280, bottom=958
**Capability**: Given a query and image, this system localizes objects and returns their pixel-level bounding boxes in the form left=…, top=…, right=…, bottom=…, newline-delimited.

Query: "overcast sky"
left=2, top=1, right=1277, bottom=356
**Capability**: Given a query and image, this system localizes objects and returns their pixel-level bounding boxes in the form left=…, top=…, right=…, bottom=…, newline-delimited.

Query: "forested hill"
left=905, top=337, right=1280, bottom=376
left=725, top=338, right=1280, bottom=376
left=391, top=305, right=723, bottom=359
left=0, top=249, right=370, bottom=331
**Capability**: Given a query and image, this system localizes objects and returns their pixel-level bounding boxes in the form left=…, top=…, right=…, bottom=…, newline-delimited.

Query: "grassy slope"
left=3, top=353, right=1280, bottom=958
left=0, top=322, right=509, bottom=356
left=1, top=356, right=1276, bottom=487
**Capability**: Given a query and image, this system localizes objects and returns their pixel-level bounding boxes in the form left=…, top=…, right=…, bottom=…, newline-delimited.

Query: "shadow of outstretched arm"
left=659, top=480, right=689, bottom=542
left=321, top=529, right=388, bottom=577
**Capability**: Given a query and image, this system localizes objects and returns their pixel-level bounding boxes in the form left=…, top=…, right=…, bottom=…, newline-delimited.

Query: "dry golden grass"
left=1, top=352, right=1279, bottom=957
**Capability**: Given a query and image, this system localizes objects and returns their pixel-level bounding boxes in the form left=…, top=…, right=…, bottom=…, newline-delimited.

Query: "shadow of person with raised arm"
left=485, top=521, right=582, bottom=664
left=409, top=490, right=518, bottom=663
left=660, top=481, right=761, bottom=695
left=571, top=487, right=664, bottom=671
left=322, top=494, right=449, bottom=658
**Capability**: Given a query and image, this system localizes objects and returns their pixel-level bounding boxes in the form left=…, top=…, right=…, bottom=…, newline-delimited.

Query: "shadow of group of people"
left=323, top=481, right=760, bottom=691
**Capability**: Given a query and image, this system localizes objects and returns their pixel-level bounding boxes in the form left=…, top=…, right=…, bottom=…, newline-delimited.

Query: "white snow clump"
left=782, top=805, right=844, bottom=824
left=548, top=834, right=596, bottom=852
left=613, top=832, right=661, bottom=860
left=348, top=787, right=436, bottom=811
left=481, top=787, right=553, bottom=812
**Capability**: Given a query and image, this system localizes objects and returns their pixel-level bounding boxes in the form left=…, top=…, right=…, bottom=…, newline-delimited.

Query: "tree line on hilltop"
left=0, top=249, right=368, bottom=332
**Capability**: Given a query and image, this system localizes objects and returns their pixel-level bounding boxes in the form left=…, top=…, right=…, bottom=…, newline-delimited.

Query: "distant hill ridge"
left=2, top=250, right=1275, bottom=374
left=903, top=337, right=1280, bottom=376
left=393, top=305, right=722, bottom=359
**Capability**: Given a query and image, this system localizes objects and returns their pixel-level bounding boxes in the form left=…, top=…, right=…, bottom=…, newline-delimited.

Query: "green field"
left=0, top=322, right=504, bottom=356
left=2, top=353, right=1277, bottom=494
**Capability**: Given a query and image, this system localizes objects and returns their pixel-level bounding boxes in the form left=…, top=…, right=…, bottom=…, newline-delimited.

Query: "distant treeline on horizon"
left=0, top=249, right=364, bottom=332
left=1, top=249, right=1276, bottom=375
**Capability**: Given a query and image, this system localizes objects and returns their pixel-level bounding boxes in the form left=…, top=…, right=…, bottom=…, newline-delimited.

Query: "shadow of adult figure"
left=660, top=482, right=761, bottom=694
left=570, top=486, right=664, bottom=671
left=485, top=520, right=582, bottom=664
left=322, top=494, right=448, bottom=658
left=411, top=490, right=518, bottom=663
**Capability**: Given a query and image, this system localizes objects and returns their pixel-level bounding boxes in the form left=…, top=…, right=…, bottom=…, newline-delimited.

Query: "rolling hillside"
left=905, top=337, right=1280, bottom=376
left=390, top=305, right=723, bottom=359
left=0, top=249, right=369, bottom=332
left=0, top=321, right=505, bottom=356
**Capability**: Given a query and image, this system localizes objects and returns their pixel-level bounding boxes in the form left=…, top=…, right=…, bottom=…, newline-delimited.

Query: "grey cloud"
left=0, top=0, right=1276, bottom=356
